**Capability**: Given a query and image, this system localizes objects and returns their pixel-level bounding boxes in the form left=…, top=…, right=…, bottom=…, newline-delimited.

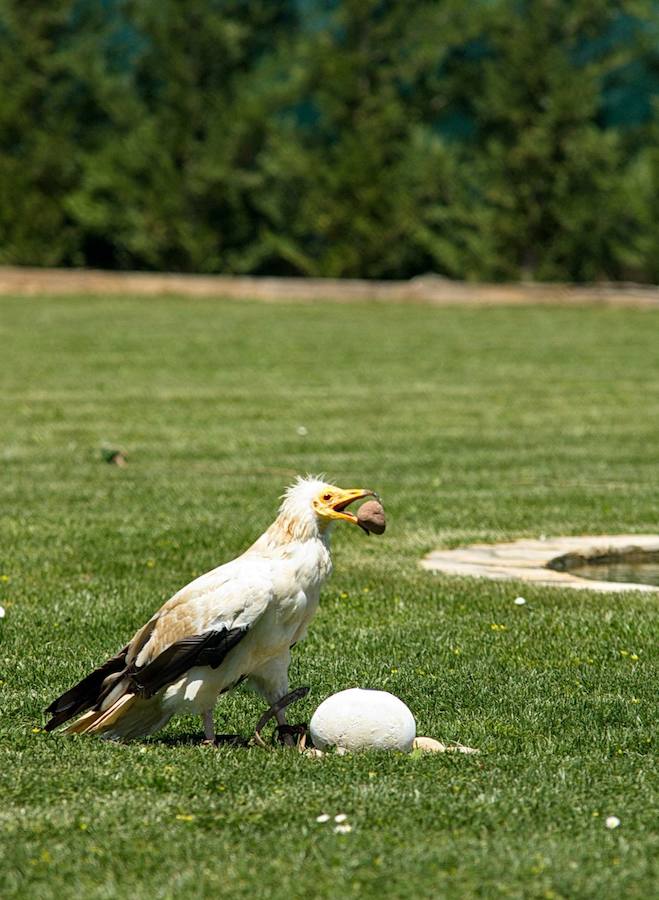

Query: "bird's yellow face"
left=312, top=486, right=377, bottom=525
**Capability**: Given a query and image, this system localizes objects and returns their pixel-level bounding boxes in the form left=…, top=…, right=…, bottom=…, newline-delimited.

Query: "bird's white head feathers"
left=269, top=475, right=376, bottom=543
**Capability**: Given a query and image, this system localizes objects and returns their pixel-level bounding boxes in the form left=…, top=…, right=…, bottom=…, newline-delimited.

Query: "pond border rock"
left=421, top=535, right=659, bottom=592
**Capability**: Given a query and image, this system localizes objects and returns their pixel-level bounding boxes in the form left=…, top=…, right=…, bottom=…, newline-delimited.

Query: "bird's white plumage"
left=49, top=476, right=373, bottom=742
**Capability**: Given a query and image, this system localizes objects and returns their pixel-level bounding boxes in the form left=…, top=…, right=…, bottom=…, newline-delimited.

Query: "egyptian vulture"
left=44, top=477, right=378, bottom=743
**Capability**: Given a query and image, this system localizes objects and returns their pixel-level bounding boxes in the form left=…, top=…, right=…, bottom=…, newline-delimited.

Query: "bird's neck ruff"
left=266, top=510, right=333, bottom=546
left=265, top=476, right=335, bottom=547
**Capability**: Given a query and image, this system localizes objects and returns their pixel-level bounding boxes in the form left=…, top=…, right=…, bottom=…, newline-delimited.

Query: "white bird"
left=45, top=477, right=378, bottom=743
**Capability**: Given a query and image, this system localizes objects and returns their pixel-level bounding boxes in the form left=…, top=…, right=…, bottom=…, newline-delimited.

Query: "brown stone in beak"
left=356, top=500, right=386, bottom=535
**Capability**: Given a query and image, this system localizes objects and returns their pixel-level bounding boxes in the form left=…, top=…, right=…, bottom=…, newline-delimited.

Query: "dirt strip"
left=1, top=266, right=659, bottom=306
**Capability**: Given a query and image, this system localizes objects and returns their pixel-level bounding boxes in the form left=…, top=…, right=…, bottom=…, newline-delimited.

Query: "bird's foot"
left=253, top=686, right=310, bottom=749
left=202, top=733, right=250, bottom=748
left=276, top=723, right=307, bottom=749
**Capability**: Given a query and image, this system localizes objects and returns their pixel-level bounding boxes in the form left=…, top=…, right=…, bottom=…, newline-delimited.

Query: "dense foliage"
left=0, top=0, right=657, bottom=280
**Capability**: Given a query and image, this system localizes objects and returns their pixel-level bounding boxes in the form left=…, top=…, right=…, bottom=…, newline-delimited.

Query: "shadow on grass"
left=147, top=732, right=251, bottom=748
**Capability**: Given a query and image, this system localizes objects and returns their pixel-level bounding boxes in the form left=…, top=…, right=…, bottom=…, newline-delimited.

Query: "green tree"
left=442, top=0, right=650, bottom=281
left=0, top=0, right=656, bottom=281
left=248, top=0, right=470, bottom=278
left=0, top=2, right=80, bottom=264
left=67, top=0, right=296, bottom=271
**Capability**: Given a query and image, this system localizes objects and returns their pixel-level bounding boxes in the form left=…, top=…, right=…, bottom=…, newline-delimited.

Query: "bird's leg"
left=250, top=654, right=308, bottom=748
left=274, top=704, right=297, bottom=748
left=201, top=709, right=215, bottom=744
left=274, top=698, right=307, bottom=748
left=200, top=708, right=249, bottom=747
left=253, top=686, right=310, bottom=748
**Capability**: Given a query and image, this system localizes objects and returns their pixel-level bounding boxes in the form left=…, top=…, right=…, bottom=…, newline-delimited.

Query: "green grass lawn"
left=0, top=295, right=657, bottom=899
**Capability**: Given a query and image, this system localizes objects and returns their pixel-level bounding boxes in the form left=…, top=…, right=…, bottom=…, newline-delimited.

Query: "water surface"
left=569, top=560, right=659, bottom=587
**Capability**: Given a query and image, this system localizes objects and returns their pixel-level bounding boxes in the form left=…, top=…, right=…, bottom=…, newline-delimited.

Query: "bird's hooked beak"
left=320, top=488, right=379, bottom=525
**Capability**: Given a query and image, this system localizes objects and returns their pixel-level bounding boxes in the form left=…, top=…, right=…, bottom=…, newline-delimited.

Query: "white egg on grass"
left=309, top=688, right=416, bottom=752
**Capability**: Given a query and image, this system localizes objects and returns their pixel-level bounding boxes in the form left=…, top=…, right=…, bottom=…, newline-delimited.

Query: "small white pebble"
left=334, top=813, right=348, bottom=823
left=305, top=748, right=325, bottom=759
left=413, top=736, right=446, bottom=752
left=334, top=824, right=352, bottom=834
left=605, top=816, right=621, bottom=830
left=315, top=814, right=330, bottom=823
left=0, top=606, right=5, bottom=618
left=296, top=426, right=308, bottom=436
left=514, top=597, right=526, bottom=606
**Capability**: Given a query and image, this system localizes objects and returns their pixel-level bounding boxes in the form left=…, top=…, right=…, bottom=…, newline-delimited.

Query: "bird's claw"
left=276, top=723, right=307, bottom=749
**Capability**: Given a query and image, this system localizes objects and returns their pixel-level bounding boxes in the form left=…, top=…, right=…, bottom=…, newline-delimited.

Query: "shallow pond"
left=565, top=560, right=659, bottom=587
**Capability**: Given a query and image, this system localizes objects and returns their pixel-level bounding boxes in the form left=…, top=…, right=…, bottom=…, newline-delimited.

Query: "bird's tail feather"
left=65, top=693, right=170, bottom=741
left=83, top=693, right=137, bottom=733
left=64, top=693, right=137, bottom=736
left=64, top=709, right=104, bottom=734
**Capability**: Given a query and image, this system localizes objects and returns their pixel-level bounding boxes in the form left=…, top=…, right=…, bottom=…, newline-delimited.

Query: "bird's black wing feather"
left=129, top=626, right=249, bottom=699
left=44, top=646, right=130, bottom=731
left=44, top=617, right=160, bottom=731
left=44, top=622, right=248, bottom=730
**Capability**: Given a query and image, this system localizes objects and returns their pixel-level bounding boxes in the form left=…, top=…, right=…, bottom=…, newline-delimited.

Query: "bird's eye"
left=323, top=493, right=332, bottom=501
